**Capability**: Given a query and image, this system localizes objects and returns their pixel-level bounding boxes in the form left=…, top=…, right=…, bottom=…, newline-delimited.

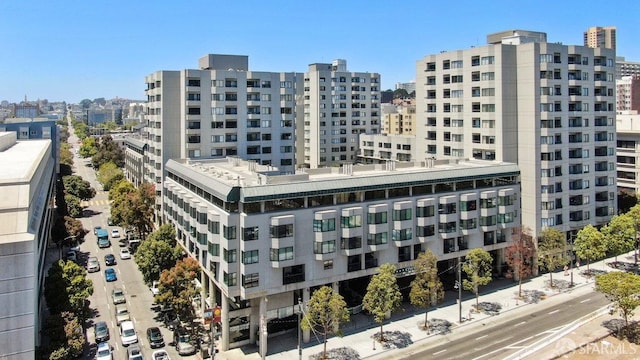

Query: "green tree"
left=156, top=257, right=200, bottom=331
left=627, top=204, right=640, bottom=264
left=362, top=263, right=402, bottom=342
left=505, top=227, right=536, bottom=297
left=574, top=224, right=607, bottom=273
left=114, top=182, right=155, bottom=238
left=43, top=311, right=85, bottom=360
left=301, top=286, right=350, bottom=359
left=59, top=143, right=74, bottom=175
left=537, top=227, right=568, bottom=287
left=462, top=249, right=493, bottom=309
left=97, top=161, right=122, bottom=188
left=79, top=99, right=92, bottom=109
left=63, top=215, right=86, bottom=242
left=409, top=250, right=444, bottom=331
left=44, top=261, right=70, bottom=314
left=62, top=175, right=96, bottom=200
left=64, top=194, right=82, bottom=218
left=108, top=179, right=135, bottom=201
left=61, top=260, right=94, bottom=322
left=601, top=214, right=635, bottom=262
left=92, top=135, right=124, bottom=168
left=78, top=136, right=98, bottom=158
left=73, top=122, right=88, bottom=141
left=596, top=271, right=640, bottom=332
left=135, top=224, right=181, bottom=283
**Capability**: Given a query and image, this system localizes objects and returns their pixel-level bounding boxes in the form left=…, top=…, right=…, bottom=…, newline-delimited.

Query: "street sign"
left=213, top=306, right=222, bottom=324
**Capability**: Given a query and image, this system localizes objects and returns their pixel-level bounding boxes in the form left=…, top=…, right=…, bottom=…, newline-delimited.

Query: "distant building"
left=0, top=118, right=60, bottom=174
left=357, top=134, right=416, bottom=163
left=0, top=132, right=55, bottom=359
left=617, top=57, right=640, bottom=79
left=13, top=103, right=39, bottom=118
left=617, top=76, right=640, bottom=112
left=382, top=105, right=416, bottom=135
left=584, top=26, right=616, bottom=50
left=395, top=81, right=416, bottom=94
left=616, top=112, right=640, bottom=193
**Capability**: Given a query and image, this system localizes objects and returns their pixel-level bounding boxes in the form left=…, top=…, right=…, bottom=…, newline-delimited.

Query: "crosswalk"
left=81, top=199, right=112, bottom=207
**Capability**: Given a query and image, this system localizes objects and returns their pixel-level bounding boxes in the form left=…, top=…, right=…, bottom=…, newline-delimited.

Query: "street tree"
left=59, top=143, right=74, bottom=176
left=64, top=194, right=82, bottom=218
left=135, top=224, right=182, bottom=284
left=73, top=122, right=88, bottom=140
left=44, top=261, right=71, bottom=314
left=409, top=250, right=444, bottom=331
left=156, top=257, right=200, bottom=331
left=574, top=224, right=607, bottom=274
left=78, top=136, right=98, bottom=158
left=601, top=214, right=635, bottom=262
left=92, top=135, right=124, bottom=169
left=362, top=263, right=402, bottom=342
left=537, top=227, right=568, bottom=287
left=505, top=227, right=536, bottom=298
left=62, top=175, right=96, bottom=201
left=301, top=286, right=350, bottom=359
left=626, top=204, right=640, bottom=263
left=595, top=271, right=640, bottom=332
left=108, top=179, right=135, bottom=202
left=462, top=248, right=493, bottom=309
left=44, top=311, right=85, bottom=360
left=61, top=260, right=94, bottom=323
left=97, top=161, right=123, bottom=190
left=63, top=215, right=86, bottom=242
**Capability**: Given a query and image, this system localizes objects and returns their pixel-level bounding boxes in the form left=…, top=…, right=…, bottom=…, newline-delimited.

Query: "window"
left=481, top=56, right=495, bottom=65
left=398, top=246, right=412, bottom=262
left=242, top=250, right=259, bottom=264
left=393, top=208, right=412, bottom=221
left=460, top=200, right=477, bottom=211
left=341, top=215, right=362, bottom=228
left=270, top=247, right=294, bottom=261
left=223, top=226, right=236, bottom=240
left=480, top=198, right=496, bottom=208
left=242, top=226, right=259, bottom=241
left=223, top=272, right=237, bottom=286
left=416, top=205, right=435, bottom=217
left=416, top=225, right=435, bottom=237
left=481, top=72, right=495, bottom=81
left=367, top=232, right=388, bottom=245
left=314, top=240, right=336, bottom=254
left=367, top=212, right=387, bottom=224
left=323, top=260, right=333, bottom=270
left=282, top=265, right=305, bottom=284
left=223, top=249, right=237, bottom=263
left=438, top=203, right=457, bottom=214
left=270, top=224, right=293, bottom=238
left=313, top=218, right=336, bottom=232
left=242, top=273, right=259, bottom=288
left=392, top=228, right=412, bottom=241
left=208, top=220, right=219, bottom=234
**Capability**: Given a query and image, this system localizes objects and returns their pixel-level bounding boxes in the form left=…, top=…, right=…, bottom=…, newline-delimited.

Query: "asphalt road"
left=67, top=127, right=199, bottom=359
left=405, top=291, right=609, bottom=360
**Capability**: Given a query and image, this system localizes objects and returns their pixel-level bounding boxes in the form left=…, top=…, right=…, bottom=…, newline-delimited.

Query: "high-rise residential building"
left=162, top=156, right=519, bottom=353
left=617, top=57, right=640, bottom=79
left=616, top=113, right=640, bottom=193
left=382, top=104, right=416, bottom=135
left=143, top=54, right=302, bottom=218
left=616, top=76, right=640, bottom=112
left=0, top=132, right=55, bottom=359
left=584, top=26, right=616, bottom=50
left=300, top=59, right=381, bottom=168
left=416, top=30, right=617, bottom=240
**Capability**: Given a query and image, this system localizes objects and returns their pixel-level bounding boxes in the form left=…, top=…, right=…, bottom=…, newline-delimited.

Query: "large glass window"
left=367, top=212, right=387, bottom=224
left=393, top=209, right=412, bottom=221
left=223, top=225, right=236, bottom=240
left=341, top=215, right=362, bottom=228
left=223, top=249, right=237, bottom=263
left=313, top=240, right=336, bottom=254
left=242, top=250, right=259, bottom=264
left=392, top=228, right=412, bottom=241
left=242, top=226, right=259, bottom=241
left=480, top=198, right=497, bottom=208
left=460, top=200, right=477, bottom=211
left=367, top=232, right=388, bottom=245
left=242, top=273, right=259, bottom=288
left=313, top=218, right=336, bottom=232
left=416, top=225, right=435, bottom=237
left=416, top=205, right=435, bottom=217
left=270, top=247, right=294, bottom=261
left=270, top=224, right=294, bottom=238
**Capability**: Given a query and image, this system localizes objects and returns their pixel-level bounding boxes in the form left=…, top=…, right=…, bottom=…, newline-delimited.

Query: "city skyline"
left=1, top=0, right=638, bottom=103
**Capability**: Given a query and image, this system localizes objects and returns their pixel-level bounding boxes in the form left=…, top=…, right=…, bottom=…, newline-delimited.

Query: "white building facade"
left=415, top=30, right=617, bottom=239
left=162, top=157, right=520, bottom=353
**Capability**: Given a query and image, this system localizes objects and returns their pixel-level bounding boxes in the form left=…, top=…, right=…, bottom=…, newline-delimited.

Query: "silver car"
left=87, top=256, right=100, bottom=272
left=115, top=305, right=131, bottom=325
left=112, top=288, right=126, bottom=305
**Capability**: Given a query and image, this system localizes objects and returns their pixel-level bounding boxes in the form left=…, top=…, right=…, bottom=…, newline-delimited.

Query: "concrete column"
left=259, top=296, right=268, bottom=359
left=209, top=277, right=215, bottom=310
left=201, top=270, right=207, bottom=310
left=220, top=295, right=229, bottom=351
left=303, top=288, right=311, bottom=343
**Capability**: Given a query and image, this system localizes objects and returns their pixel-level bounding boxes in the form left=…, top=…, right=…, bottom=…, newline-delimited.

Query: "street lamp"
left=297, top=297, right=302, bottom=360
left=455, top=256, right=463, bottom=323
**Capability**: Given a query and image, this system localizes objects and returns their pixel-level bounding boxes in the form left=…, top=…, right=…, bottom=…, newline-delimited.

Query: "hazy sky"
left=1, top=0, right=638, bottom=104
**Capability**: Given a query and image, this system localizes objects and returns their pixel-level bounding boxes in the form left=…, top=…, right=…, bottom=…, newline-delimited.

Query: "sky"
left=1, top=0, right=639, bottom=104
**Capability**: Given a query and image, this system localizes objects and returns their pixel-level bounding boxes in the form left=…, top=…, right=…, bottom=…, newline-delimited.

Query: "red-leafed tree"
left=505, top=227, right=535, bottom=298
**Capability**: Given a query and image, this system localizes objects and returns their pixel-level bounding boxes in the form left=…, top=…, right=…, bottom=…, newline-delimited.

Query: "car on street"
left=119, top=320, right=138, bottom=346
left=115, top=304, right=130, bottom=325
left=96, top=342, right=112, bottom=360
left=127, top=343, right=143, bottom=360
left=146, top=326, right=165, bottom=348
left=104, top=268, right=117, bottom=282
left=66, top=250, right=78, bottom=262
left=104, top=253, right=116, bottom=266
left=94, top=226, right=102, bottom=235
left=108, top=217, right=115, bottom=226
left=119, top=248, right=131, bottom=260
left=152, top=350, right=170, bottom=360
left=112, top=288, right=126, bottom=305
left=150, top=280, right=160, bottom=295
left=173, top=327, right=196, bottom=355
left=111, top=229, right=121, bottom=238
left=94, top=321, right=110, bottom=343
left=87, top=256, right=100, bottom=272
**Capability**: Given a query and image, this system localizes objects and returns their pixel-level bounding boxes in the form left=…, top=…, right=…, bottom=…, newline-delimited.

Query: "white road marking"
left=514, top=321, right=526, bottom=327
left=579, top=298, right=591, bottom=303
left=476, top=334, right=488, bottom=340
left=548, top=309, right=559, bottom=315
left=433, top=349, right=447, bottom=356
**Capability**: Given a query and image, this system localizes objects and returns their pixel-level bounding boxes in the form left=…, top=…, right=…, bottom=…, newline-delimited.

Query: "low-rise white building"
left=162, top=156, right=520, bottom=353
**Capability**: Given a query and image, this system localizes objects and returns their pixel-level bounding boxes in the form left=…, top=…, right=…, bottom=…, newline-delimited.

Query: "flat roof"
left=0, top=136, right=51, bottom=184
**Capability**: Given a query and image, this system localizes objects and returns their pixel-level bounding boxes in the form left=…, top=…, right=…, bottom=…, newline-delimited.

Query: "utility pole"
left=457, top=256, right=463, bottom=323
left=297, top=297, right=302, bottom=360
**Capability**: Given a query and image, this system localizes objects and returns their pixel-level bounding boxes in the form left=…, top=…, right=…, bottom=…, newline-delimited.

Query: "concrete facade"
left=583, top=26, right=616, bottom=50
left=0, top=132, right=55, bottom=359
left=357, top=134, right=416, bottom=163
left=382, top=105, right=416, bottom=135
left=616, top=112, right=640, bottom=193
left=616, top=76, right=640, bottom=113
left=415, top=30, right=617, bottom=239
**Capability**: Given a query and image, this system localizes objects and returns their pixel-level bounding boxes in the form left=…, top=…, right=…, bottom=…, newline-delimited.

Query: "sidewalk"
left=214, top=252, right=633, bottom=360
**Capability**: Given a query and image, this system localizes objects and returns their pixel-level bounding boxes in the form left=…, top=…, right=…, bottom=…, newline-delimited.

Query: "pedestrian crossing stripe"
left=80, top=200, right=112, bottom=207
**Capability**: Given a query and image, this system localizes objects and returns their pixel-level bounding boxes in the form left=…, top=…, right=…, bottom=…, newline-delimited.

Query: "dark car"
left=146, top=326, right=165, bottom=348
left=104, top=253, right=116, bottom=266
left=94, top=321, right=110, bottom=343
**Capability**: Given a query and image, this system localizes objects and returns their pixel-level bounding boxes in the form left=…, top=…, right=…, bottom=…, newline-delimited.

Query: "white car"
left=119, top=248, right=131, bottom=260
left=152, top=350, right=170, bottom=360
left=111, top=229, right=121, bottom=238
left=150, top=280, right=160, bottom=295
left=119, top=321, right=138, bottom=346
left=96, top=342, right=112, bottom=360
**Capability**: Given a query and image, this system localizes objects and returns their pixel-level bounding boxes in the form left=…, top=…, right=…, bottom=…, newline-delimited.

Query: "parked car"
left=111, top=229, right=121, bottom=238
left=94, top=321, right=110, bottom=343
left=146, top=326, right=165, bottom=348
left=119, top=247, right=131, bottom=260
left=104, top=268, right=117, bottom=282
left=112, top=288, right=126, bottom=305
left=152, top=350, right=170, bottom=360
left=173, top=327, right=196, bottom=355
left=104, top=253, right=116, bottom=266
left=87, top=256, right=100, bottom=272
left=66, top=250, right=77, bottom=262
left=150, top=281, right=160, bottom=295
left=115, top=305, right=130, bottom=325
left=93, top=226, right=102, bottom=235
left=96, top=342, right=112, bottom=360
left=108, top=217, right=115, bottom=226
left=120, top=320, right=138, bottom=346
left=127, top=343, right=143, bottom=360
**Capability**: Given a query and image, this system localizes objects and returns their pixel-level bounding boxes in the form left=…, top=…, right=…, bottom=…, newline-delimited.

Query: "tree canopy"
left=62, top=175, right=96, bottom=201
left=596, top=271, right=640, bottom=331
left=537, top=227, right=568, bottom=287
left=362, top=263, right=402, bottom=341
left=78, top=136, right=98, bottom=158
left=462, top=248, right=493, bottom=309
left=301, top=286, right=350, bottom=358
left=601, top=214, right=636, bottom=262
left=135, top=224, right=181, bottom=284
left=156, top=257, right=200, bottom=330
left=409, top=250, right=444, bottom=331
left=91, top=135, right=124, bottom=169
left=505, top=227, right=535, bottom=297
left=111, top=182, right=155, bottom=238
left=574, top=224, right=607, bottom=273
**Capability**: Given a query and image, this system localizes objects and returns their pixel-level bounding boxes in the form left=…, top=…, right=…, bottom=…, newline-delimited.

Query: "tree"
left=409, top=250, right=444, bottom=331
left=109, top=179, right=135, bottom=202
left=64, top=194, right=82, bottom=218
left=601, top=214, right=635, bottom=262
left=79, top=98, right=92, bottom=109
left=301, top=286, right=350, bottom=359
left=574, top=224, right=607, bottom=273
left=156, top=257, right=200, bottom=331
left=63, top=215, right=86, bottom=242
left=92, top=135, right=124, bottom=168
left=61, top=260, right=94, bottom=322
left=462, top=249, right=493, bottom=309
left=113, top=182, right=155, bottom=238
left=59, top=143, right=74, bottom=175
left=362, top=263, right=402, bottom=342
left=43, top=311, right=85, bottom=360
left=627, top=204, right=640, bottom=264
left=135, top=224, right=181, bottom=284
left=97, top=161, right=122, bottom=189
left=537, top=227, right=568, bottom=287
left=505, top=227, right=536, bottom=298
left=78, top=136, right=98, bottom=158
left=62, top=175, right=96, bottom=200
left=595, top=271, right=640, bottom=332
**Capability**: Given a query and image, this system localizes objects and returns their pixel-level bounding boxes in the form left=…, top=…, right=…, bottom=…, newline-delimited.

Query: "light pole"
left=455, top=256, right=463, bottom=323
left=297, top=297, right=302, bottom=360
